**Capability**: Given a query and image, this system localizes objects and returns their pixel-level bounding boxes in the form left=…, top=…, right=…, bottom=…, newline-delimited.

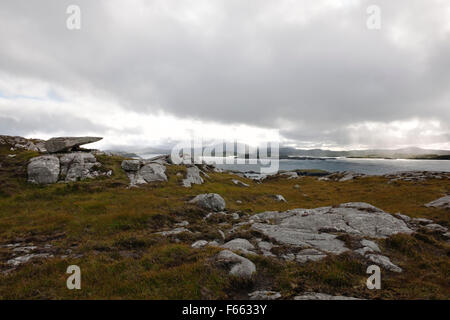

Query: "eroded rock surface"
left=27, top=156, right=60, bottom=184
left=216, top=250, right=256, bottom=279
left=182, top=166, right=204, bottom=187
left=121, top=159, right=168, bottom=186
left=189, top=193, right=226, bottom=212
left=250, top=203, right=412, bottom=267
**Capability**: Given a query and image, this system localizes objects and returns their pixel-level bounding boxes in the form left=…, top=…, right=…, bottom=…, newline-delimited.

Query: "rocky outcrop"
left=27, top=156, right=60, bottom=184
left=60, top=152, right=101, bottom=182
left=28, top=152, right=108, bottom=184
left=189, top=193, right=226, bottom=212
left=45, top=137, right=102, bottom=153
left=216, top=250, right=256, bottom=279
left=318, top=171, right=366, bottom=182
left=222, top=238, right=255, bottom=255
left=121, top=159, right=168, bottom=186
left=385, top=171, right=450, bottom=183
left=425, top=195, right=450, bottom=210
left=0, top=135, right=44, bottom=152
left=249, top=203, right=412, bottom=270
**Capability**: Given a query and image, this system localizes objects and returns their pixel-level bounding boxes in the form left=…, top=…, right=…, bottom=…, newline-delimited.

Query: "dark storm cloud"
left=0, top=0, right=449, bottom=148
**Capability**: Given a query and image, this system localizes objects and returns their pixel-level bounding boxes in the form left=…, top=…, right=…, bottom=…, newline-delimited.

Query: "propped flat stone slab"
left=45, top=137, right=103, bottom=153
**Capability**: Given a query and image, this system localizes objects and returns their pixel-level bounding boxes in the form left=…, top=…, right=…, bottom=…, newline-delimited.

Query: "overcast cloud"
left=0, top=0, right=449, bottom=150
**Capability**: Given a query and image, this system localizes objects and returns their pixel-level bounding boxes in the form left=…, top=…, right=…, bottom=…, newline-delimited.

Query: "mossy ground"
left=0, top=145, right=449, bottom=299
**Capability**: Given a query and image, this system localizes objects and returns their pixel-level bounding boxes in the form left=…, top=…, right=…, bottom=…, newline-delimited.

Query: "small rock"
left=424, top=195, right=450, bottom=210
left=231, top=213, right=240, bottom=220
left=216, top=250, right=256, bottom=279
left=191, top=240, right=208, bottom=248
left=7, top=253, right=53, bottom=266
left=222, top=238, right=255, bottom=252
left=367, top=254, right=402, bottom=273
left=232, top=179, right=249, bottom=187
left=27, top=156, right=60, bottom=184
left=249, top=290, right=281, bottom=300
left=121, top=160, right=141, bottom=172
left=274, top=195, right=287, bottom=202
left=295, top=248, right=327, bottom=263
left=424, top=223, right=448, bottom=233
left=395, top=213, right=412, bottom=222
left=139, top=163, right=168, bottom=182
left=360, top=239, right=381, bottom=253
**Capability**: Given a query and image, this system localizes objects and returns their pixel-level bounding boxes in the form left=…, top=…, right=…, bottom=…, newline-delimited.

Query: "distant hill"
left=279, top=147, right=450, bottom=159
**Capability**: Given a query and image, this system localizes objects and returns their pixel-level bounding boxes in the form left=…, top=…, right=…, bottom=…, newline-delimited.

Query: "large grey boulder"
left=27, top=156, right=60, bottom=184
left=294, top=292, right=362, bottom=300
left=216, top=250, right=256, bottom=279
left=60, top=152, right=99, bottom=182
left=139, top=163, right=167, bottom=182
left=189, top=193, right=226, bottom=211
left=182, top=166, right=204, bottom=187
left=425, top=195, right=450, bottom=210
left=45, top=137, right=102, bottom=153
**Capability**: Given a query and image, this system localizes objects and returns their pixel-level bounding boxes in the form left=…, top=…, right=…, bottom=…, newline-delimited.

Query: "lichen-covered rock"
left=182, top=166, right=204, bottom=187
left=139, top=163, right=167, bottom=182
left=45, top=137, right=102, bottom=153
left=295, top=248, right=327, bottom=263
left=425, top=195, right=450, bottom=210
left=366, top=254, right=402, bottom=273
left=191, top=240, right=208, bottom=248
left=60, top=152, right=98, bottom=182
left=249, top=290, right=281, bottom=300
left=232, top=179, right=249, bottom=187
left=424, top=223, right=448, bottom=233
left=27, top=156, right=60, bottom=184
left=216, top=250, right=256, bottom=278
left=121, top=160, right=141, bottom=172
left=251, top=203, right=412, bottom=256
left=222, top=238, right=255, bottom=253
left=189, top=193, right=226, bottom=212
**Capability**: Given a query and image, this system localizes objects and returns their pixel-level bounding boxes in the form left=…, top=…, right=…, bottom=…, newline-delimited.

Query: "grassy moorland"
left=0, top=145, right=449, bottom=299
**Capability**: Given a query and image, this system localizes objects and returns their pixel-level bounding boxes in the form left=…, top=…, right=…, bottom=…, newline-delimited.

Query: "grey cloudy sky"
left=0, top=0, right=449, bottom=150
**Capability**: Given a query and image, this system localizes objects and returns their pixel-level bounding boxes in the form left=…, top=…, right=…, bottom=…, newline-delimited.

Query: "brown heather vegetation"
left=0, top=144, right=449, bottom=299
